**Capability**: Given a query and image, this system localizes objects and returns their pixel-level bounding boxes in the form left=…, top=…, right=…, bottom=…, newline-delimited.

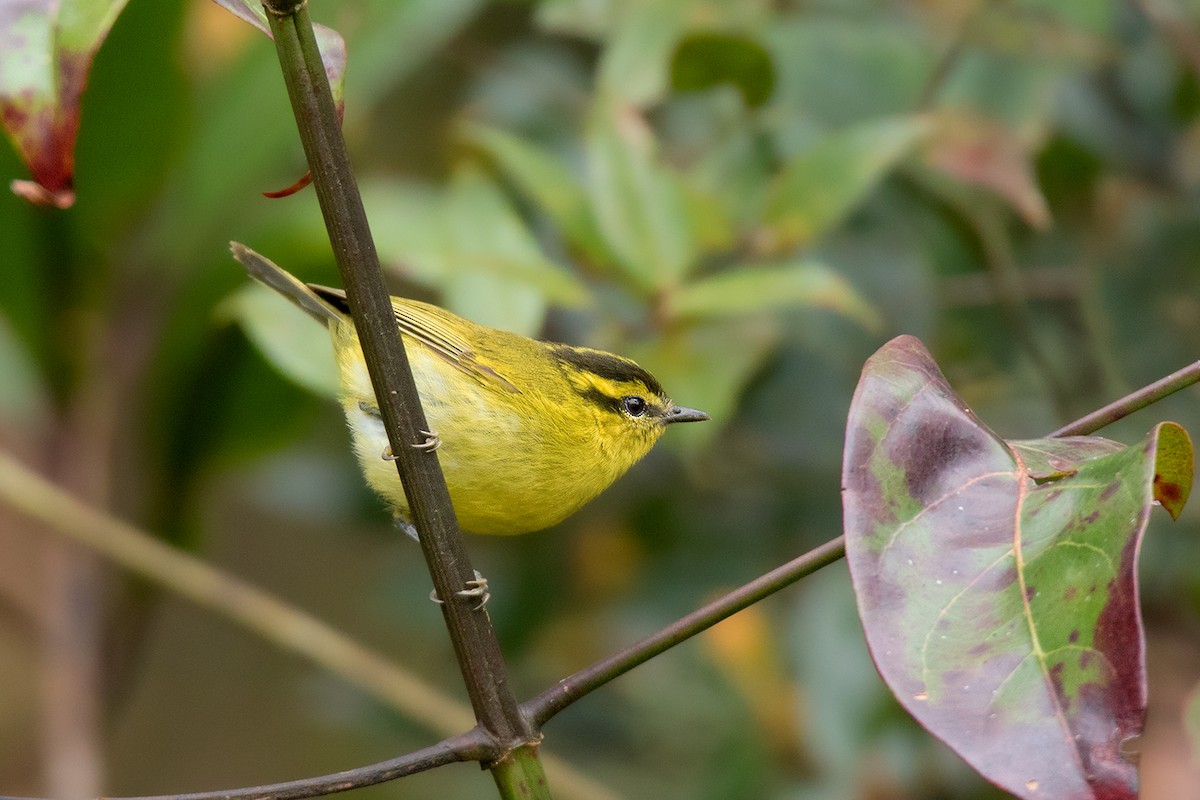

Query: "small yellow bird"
left=233, top=244, right=709, bottom=536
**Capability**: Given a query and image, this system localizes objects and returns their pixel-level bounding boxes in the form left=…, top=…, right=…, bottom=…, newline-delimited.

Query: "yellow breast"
left=331, top=320, right=662, bottom=535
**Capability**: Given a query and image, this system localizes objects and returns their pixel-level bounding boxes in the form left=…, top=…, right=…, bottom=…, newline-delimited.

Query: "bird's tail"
left=230, top=242, right=341, bottom=325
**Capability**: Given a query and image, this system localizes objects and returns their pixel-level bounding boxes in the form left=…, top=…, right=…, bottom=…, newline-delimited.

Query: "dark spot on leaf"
left=1069, top=629, right=1080, bottom=644
left=1083, top=510, right=1100, bottom=524
left=982, top=565, right=1019, bottom=591
left=899, top=412, right=992, bottom=504
left=1154, top=475, right=1183, bottom=505
left=1079, top=650, right=1093, bottom=669
left=1025, top=585, right=1036, bottom=601
left=1049, top=661, right=1065, bottom=694
left=1099, top=482, right=1120, bottom=501
left=1063, top=586, right=1077, bottom=601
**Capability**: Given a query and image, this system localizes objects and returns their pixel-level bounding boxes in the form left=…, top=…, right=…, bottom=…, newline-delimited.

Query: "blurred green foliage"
left=4, top=1, right=1200, bottom=799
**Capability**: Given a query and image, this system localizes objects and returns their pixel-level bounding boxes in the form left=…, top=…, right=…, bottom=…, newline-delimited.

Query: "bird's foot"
left=413, top=429, right=441, bottom=452
left=429, top=570, right=490, bottom=611
left=381, top=429, right=440, bottom=461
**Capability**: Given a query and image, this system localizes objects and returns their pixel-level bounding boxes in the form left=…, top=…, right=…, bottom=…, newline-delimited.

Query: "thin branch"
left=4, top=732, right=488, bottom=800
left=523, top=350, right=1200, bottom=726
left=260, top=0, right=539, bottom=773
left=115, top=735, right=488, bottom=800
left=523, top=535, right=847, bottom=728
left=1050, top=359, right=1200, bottom=437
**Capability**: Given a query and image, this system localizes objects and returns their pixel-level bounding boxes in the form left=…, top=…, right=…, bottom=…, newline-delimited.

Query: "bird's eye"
left=622, top=396, right=647, bottom=417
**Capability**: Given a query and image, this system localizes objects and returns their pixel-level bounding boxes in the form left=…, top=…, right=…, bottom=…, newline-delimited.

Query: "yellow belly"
left=337, top=344, right=626, bottom=535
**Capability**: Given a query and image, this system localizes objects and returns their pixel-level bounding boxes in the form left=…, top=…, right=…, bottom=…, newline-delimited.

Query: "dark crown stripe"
left=548, top=345, right=665, bottom=398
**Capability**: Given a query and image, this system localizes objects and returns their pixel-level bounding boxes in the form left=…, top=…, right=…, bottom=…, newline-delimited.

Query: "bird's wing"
left=391, top=300, right=522, bottom=394
left=306, top=283, right=521, bottom=394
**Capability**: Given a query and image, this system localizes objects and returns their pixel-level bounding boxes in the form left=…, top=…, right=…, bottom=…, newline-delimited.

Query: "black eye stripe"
left=577, top=388, right=623, bottom=414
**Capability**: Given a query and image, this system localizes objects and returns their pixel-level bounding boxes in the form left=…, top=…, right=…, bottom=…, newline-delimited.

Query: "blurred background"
left=3, top=0, right=1200, bottom=798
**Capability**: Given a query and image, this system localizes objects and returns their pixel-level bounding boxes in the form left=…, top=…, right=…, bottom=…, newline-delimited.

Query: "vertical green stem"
left=259, top=2, right=546, bottom=795
left=492, top=746, right=553, bottom=799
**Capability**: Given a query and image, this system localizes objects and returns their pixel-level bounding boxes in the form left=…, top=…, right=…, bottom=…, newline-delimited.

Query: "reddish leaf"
left=1, top=0, right=129, bottom=207
left=920, top=112, right=1051, bottom=230
left=0, top=1, right=346, bottom=206
left=842, top=335, right=1193, bottom=800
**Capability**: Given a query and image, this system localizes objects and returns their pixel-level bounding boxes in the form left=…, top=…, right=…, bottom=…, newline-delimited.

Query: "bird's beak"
left=663, top=405, right=710, bottom=424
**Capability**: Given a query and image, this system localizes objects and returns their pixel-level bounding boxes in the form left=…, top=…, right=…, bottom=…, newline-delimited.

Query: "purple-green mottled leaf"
left=842, top=335, right=1194, bottom=800
left=1, top=0, right=128, bottom=206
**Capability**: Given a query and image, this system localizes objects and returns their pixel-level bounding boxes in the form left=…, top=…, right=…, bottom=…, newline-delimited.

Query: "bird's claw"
left=413, top=429, right=441, bottom=452
left=382, top=430, right=439, bottom=460
left=429, top=570, right=490, bottom=611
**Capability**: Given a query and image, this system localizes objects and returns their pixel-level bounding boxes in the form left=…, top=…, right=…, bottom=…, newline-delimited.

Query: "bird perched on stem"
left=232, top=244, right=709, bottom=536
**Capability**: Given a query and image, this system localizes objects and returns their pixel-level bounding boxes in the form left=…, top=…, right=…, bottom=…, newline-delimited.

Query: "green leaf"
left=364, top=169, right=589, bottom=335
left=596, top=0, right=685, bottom=106
left=442, top=165, right=588, bottom=331
left=1, top=0, right=130, bottom=206
left=465, top=123, right=611, bottom=265
left=668, top=262, right=881, bottom=331
left=761, top=116, right=929, bottom=251
left=842, top=335, right=1194, bottom=800
left=360, top=180, right=447, bottom=285
left=221, top=284, right=340, bottom=399
left=585, top=99, right=698, bottom=290
left=0, top=311, right=46, bottom=419
left=670, top=32, right=775, bottom=108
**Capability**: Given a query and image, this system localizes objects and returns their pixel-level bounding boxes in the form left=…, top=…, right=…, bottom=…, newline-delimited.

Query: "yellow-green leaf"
left=585, top=98, right=697, bottom=290
left=668, top=261, right=881, bottom=330
left=761, top=115, right=929, bottom=251
left=221, top=285, right=339, bottom=399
